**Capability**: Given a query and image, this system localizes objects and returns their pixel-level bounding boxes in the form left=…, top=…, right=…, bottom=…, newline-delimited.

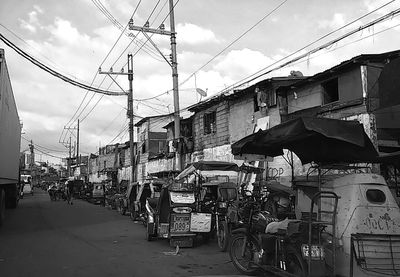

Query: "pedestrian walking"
left=66, top=180, right=74, bottom=205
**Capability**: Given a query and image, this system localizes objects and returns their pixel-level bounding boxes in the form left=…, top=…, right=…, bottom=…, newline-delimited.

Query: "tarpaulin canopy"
left=231, top=117, right=379, bottom=164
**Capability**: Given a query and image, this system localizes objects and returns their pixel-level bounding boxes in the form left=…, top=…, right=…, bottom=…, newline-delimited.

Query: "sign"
left=170, top=192, right=195, bottom=204
left=190, top=213, right=212, bottom=232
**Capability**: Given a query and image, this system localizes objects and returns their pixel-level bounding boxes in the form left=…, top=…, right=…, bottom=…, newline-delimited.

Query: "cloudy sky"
left=1, top=0, right=400, bottom=164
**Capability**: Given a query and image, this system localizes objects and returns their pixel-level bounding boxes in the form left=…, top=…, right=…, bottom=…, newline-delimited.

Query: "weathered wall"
left=191, top=144, right=236, bottom=163
left=229, top=96, right=255, bottom=143
left=193, top=101, right=230, bottom=151
left=229, top=94, right=282, bottom=144
left=288, top=85, right=323, bottom=113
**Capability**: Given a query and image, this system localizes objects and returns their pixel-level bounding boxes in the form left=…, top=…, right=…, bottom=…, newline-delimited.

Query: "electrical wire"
left=22, top=136, right=67, bottom=153
left=64, top=0, right=144, bottom=130
left=179, top=0, right=289, bottom=88
left=221, top=3, right=400, bottom=93
left=0, top=33, right=125, bottom=96
left=76, top=0, right=175, bottom=124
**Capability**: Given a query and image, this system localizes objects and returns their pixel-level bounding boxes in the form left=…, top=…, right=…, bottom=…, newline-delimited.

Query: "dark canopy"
left=231, top=117, right=379, bottom=164
left=188, top=161, right=239, bottom=171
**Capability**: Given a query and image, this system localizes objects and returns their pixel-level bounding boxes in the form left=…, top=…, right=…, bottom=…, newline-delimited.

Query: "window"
left=322, top=78, right=339, bottom=104
left=267, top=90, right=277, bottom=107
left=141, top=142, right=146, bottom=153
left=366, top=189, right=386, bottom=204
left=203, top=111, right=216, bottom=135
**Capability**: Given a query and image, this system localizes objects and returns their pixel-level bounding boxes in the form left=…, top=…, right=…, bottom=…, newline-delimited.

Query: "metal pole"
left=169, top=0, right=181, bottom=171
left=128, top=54, right=135, bottom=184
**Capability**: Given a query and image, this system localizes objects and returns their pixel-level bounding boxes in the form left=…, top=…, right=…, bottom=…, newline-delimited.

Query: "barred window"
left=203, top=111, right=216, bottom=135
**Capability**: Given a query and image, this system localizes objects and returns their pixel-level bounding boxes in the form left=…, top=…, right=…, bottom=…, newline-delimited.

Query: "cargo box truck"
left=0, top=49, right=21, bottom=226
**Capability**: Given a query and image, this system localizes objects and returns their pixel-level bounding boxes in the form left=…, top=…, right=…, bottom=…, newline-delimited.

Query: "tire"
left=146, top=221, right=154, bottom=241
left=229, top=233, right=261, bottom=276
left=286, top=246, right=307, bottom=277
left=130, top=207, right=137, bottom=221
left=217, top=220, right=230, bottom=252
left=0, top=189, right=5, bottom=227
left=8, top=197, right=18, bottom=209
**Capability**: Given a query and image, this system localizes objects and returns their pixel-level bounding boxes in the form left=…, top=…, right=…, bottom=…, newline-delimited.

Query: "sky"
left=1, top=0, right=400, bottom=165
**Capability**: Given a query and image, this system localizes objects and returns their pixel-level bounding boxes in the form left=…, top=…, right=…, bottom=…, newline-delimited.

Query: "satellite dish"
left=196, top=88, right=207, bottom=97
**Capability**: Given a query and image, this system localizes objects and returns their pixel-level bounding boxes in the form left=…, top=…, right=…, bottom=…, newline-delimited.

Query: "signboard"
left=170, top=192, right=195, bottom=204
left=190, top=212, right=212, bottom=232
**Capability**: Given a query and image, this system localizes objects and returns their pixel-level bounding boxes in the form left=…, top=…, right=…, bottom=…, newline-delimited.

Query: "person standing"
left=67, top=180, right=74, bottom=205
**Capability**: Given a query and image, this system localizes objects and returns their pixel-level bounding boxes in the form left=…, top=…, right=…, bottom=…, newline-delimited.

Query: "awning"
left=231, top=117, right=379, bottom=164
left=175, top=161, right=239, bottom=180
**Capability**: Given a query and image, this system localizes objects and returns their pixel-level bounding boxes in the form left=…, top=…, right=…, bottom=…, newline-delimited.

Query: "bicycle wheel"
left=229, top=233, right=261, bottom=275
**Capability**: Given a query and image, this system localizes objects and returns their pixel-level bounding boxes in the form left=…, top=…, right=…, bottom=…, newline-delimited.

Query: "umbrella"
left=231, top=117, right=379, bottom=164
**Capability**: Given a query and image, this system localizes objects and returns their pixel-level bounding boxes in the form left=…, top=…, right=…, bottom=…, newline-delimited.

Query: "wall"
left=288, top=85, right=322, bottom=113
left=191, top=144, right=236, bottom=163
left=229, top=93, right=282, bottom=144
left=193, top=101, right=230, bottom=151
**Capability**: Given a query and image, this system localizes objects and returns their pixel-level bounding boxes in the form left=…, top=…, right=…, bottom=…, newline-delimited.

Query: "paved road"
left=0, top=189, right=242, bottom=277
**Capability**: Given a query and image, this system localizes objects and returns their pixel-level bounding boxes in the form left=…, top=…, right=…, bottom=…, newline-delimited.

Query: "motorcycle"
left=228, top=188, right=326, bottom=277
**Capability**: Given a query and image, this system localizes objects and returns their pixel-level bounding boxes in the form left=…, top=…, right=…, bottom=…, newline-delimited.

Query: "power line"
left=222, top=3, right=400, bottom=93
left=0, top=33, right=125, bottom=96
left=21, top=136, right=67, bottom=154
left=64, top=0, right=145, bottom=129
left=179, top=0, right=289, bottom=88
left=76, top=0, right=177, bottom=124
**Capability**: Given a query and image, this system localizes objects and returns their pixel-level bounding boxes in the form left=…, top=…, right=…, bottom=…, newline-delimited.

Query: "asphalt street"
left=0, top=189, right=242, bottom=277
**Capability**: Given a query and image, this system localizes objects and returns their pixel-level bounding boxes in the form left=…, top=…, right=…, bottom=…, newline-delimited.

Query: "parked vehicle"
left=231, top=117, right=400, bottom=276
left=199, top=181, right=238, bottom=251
left=129, top=179, right=165, bottom=221
left=145, top=181, right=197, bottom=247
left=22, top=183, right=33, bottom=196
left=105, top=186, right=119, bottom=210
left=0, top=49, right=22, bottom=226
left=91, top=183, right=105, bottom=205
left=145, top=161, right=240, bottom=247
left=229, top=186, right=330, bottom=277
left=320, top=173, right=400, bottom=277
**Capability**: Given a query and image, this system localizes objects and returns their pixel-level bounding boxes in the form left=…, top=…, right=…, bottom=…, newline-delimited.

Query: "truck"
left=0, top=48, right=22, bottom=226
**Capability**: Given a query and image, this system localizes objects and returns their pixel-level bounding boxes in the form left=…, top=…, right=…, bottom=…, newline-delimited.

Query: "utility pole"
left=68, top=136, right=72, bottom=178
left=127, top=54, right=135, bottom=183
left=128, top=0, right=181, bottom=170
left=76, top=119, right=80, bottom=167
left=99, top=57, right=135, bottom=184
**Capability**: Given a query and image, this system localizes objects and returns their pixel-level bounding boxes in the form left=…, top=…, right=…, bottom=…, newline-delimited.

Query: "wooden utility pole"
left=99, top=56, right=135, bottom=184
left=128, top=0, right=181, bottom=170
left=127, top=54, right=135, bottom=183
left=76, top=119, right=80, bottom=167
left=68, top=136, right=71, bottom=177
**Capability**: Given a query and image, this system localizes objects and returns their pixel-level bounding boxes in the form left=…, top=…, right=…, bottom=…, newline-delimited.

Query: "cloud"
left=318, top=13, right=346, bottom=29
left=213, top=48, right=275, bottom=80
left=177, top=23, right=220, bottom=45
left=18, top=6, right=44, bottom=33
